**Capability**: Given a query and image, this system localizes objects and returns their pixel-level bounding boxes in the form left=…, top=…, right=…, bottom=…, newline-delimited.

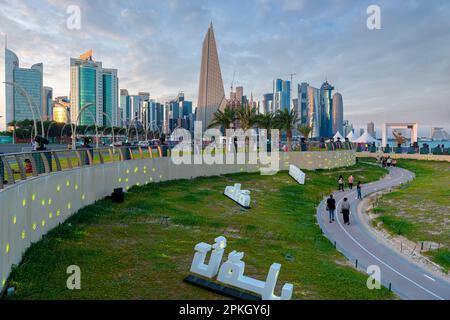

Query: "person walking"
left=348, top=175, right=354, bottom=190
left=338, top=175, right=344, bottom=192
left=326, top=194, right=336, bottom=223
left=341, top=198, right=351, bottom=225
left=356, top=181, right=362, bottom=199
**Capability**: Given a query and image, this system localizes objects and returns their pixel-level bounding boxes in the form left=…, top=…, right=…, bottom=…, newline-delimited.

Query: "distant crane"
left=230, top=70, right=236, bottom=94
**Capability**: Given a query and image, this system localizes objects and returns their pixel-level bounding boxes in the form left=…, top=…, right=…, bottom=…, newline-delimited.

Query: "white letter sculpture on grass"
left=189, top=237, right=293, bottom=300
left=224, top=183, right=251, bottom=208
left=289, top=165, right=306, bottom=185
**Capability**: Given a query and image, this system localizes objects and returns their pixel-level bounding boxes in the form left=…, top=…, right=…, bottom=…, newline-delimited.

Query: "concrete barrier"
left=0, top=150, right=355, bottom=292
left=357, top=151, right=450, bottom=162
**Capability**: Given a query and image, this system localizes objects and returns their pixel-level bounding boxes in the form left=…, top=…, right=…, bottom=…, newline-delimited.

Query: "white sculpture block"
left=190, top=236, right=227, bottom=278
left=224, top=183, right=251, bottom=208
left=289, top=165, right=306, bottom=185
left=189, top=237, right=293, bottom=300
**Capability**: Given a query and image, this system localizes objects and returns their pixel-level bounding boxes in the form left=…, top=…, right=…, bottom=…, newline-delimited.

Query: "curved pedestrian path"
left=316, top=166, right=450, bottom=300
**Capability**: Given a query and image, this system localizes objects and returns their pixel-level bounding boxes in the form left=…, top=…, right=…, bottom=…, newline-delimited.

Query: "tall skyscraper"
left=332, top=92, right=343, bottom=135
left=235, top=86, right=244, bottom=104
left=196, top=23, right=226, bottom=131
left=43, top=86, right=53, bottom=121
left=273, top=79, right=291, bottom=111
left=4, top=47, right=44, bottom=125
left=70, top=50, right=119, bottom=127
left=307, top=86, right=321, bottom=138
left=367, top=122, right=375, bottom=138
left=320, top=81, right=334, bottom=138
left=262, top=93, right=273, bottom=114
left=120, top=89, right=130, bottom=127
left=102, top=69, right=119, bottom=127
left=298, top=83, right=309, bottom=125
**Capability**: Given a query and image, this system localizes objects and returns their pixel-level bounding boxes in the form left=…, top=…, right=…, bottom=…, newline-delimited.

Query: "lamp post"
left=4, top=81, right=44, bottom=140
left=72, top=103, right=94, bottom=150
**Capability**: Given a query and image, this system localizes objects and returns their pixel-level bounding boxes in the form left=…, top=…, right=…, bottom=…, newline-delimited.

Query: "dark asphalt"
left=317, top=166, right=450, bottom=300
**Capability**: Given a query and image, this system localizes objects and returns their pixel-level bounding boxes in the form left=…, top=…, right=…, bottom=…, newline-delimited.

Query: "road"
left=316, top=166, right=450, bottom=300
left=0, top=144, right=68, bottom=154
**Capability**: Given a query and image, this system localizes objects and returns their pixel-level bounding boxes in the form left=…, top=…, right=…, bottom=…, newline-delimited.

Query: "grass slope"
left=373, top=159, right=450, bottom=271
left=5, top=163, right=393, bottom=300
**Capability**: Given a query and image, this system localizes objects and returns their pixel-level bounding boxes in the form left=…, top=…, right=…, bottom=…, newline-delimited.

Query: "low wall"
left=357, top=151, right=450, bottom=162
left=0, top=150, right=355, bottom=292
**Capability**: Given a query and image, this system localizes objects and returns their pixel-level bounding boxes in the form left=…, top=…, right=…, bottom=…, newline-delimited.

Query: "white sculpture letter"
left=224, top=183, right=251, bottom=208
left=289, top=165, right=306, bottom=185
left=190, top=236, right=227, bottom=278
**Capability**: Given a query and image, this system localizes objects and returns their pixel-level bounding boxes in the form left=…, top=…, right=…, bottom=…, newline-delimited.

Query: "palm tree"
left=274, top=109, right=299, bottom=151
left=208, top=105, right=235, bottom=132
left=236, top=106, right=258, bottom=131
left=255, top=112, right=275, bottom=132
left=297, top=124, right=313, bottom=141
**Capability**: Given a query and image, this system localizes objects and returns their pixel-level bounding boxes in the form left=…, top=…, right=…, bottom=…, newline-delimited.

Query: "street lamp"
left=72, top=103, right=94, bottom=150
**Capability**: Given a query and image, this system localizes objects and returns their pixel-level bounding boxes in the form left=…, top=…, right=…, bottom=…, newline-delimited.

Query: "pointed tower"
left=196, top=23, right=226, bottom=131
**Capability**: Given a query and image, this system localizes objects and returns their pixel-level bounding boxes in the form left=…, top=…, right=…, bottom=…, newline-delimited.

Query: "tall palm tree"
left=274, top=109, right=299, bottom=151
left=255, top=112, right=275, bottom=132
left=297, top=124, right=313, bottom=141
left=208, top=105, right=235, bottom=132
left=236, top=106, right=258, bottom=131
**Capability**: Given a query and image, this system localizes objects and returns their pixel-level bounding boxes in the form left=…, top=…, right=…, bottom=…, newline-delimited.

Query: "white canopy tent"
left=333, top=131, right=345, bottom=141
left=346, top=131, right=356, bottom=142
left=353, top=131, right=377, bottom=144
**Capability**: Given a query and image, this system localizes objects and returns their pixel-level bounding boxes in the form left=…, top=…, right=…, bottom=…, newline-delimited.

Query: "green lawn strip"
left=5, top=163, right=393, bottom=300
left=373, top=159, right=449, bottom=269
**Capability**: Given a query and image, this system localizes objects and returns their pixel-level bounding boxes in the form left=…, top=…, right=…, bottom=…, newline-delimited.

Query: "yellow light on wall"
left=118, top=177, right=122, bottom=183
left=66, top=180, right=70, bottom=187
left=56, top=210, right=61, bottom=217
left=22, top=199, right=26, bottom=207
left=57, top=185, right=61, bottom=192
left=41, top=219, right=46, bottom=227
left=125, top=178, right=129, bottom=182
left=49, top=212, right=53, bottom=219
left=68, top=203, right=71, bottom=209
left=33, top=222, right=37, bottom=231
left=41, top=199, right=45, bottom=206
left=5, top=243, right=10, bottom=254
left=126, top=169, right=130, bottom=174
left=152, top=168, right=156, bottom=172
left=48, top=198, right=52, bottom=205
left=134, top=167, right=138, bottom=173
left=81, top=194, right=85, bottom=200
left=21, top=230, right=26, bottom=240
left=32, top=194, right=36, bottom=201
left=12, top=216, right=17, bottom=225
left=1, top=279, right=5, bottom=287
left=75, top=184, right=78, bottom=190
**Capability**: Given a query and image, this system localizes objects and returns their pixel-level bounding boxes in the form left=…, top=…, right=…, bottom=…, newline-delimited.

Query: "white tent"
left=346, top=131, right=356, bottom=142
left=353, top=131, right=377, bottom=144
left=333, top=131, right=345, bottom=141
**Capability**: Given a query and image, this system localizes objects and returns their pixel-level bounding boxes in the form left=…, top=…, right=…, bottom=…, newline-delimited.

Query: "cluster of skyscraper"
left=2, top=23, right=345, bottom=140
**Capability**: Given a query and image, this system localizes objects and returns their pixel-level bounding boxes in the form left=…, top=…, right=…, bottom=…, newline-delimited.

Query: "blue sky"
left=0, top=0, right=449, bottom=134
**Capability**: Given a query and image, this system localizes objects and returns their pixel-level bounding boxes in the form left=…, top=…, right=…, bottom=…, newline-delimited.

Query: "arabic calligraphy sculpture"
left=224, top=183, right=251, bottom=208
left=289, top=165, right=306, bottom=185
left=189, top=237, right=294, bottom=300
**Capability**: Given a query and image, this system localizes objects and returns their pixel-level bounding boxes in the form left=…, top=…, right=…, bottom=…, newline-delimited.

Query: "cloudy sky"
left=1, top=0, right=449, bottom=134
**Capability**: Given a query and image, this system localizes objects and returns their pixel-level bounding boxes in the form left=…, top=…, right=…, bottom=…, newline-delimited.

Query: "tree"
left=208, top=105, right=235, bottom=132
left=297, top=124, right=313, bottom=141
left=235, top=106, right=258, bottom=131
left=274, top=109, right=299, bottom=151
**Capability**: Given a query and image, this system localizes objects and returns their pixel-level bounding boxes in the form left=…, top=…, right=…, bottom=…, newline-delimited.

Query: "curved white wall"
left=0, top=150, right=355, bottom=292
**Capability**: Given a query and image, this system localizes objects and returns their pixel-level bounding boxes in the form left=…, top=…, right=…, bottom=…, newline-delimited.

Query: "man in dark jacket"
left=326, top=194, right=336, bottom=223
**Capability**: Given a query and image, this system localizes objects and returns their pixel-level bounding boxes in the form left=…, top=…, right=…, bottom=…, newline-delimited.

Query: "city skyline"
left=0, top=0, right=449, bottom=134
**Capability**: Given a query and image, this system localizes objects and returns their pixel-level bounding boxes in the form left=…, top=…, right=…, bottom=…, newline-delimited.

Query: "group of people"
left=376, top=155, right=397, bottom=168
left=326, top=175, right=364, bottom=225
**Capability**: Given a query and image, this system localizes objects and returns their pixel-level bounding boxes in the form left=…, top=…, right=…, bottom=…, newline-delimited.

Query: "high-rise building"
left=343, top=120, right=354, bottom=137
left=52, top=97, right=70, bottom=123
left=262, top=93, right=273, bottom=114
left=298, top=83, right=309, bottom=125
left=102, top=69, right=119, bottom=127
left=196, top=23, right=226, bottom=131
left=120, top=89, right=130, bottom=127
left=273, top=79, right=291, bottom=111
left=332, top=92, right=343, bottom=135
left=43, top=86, right=53, bottom=121
left=235, top=86, right=244, bottom=104
left=70, top=50, right=119, bottom=127
left=4, top=47, right=44, bottom=125
left=320, top=81, right=334, bottom=138
left=367, top=122, right=376, bottom=138
left=307, top=86, right=321, bottom=138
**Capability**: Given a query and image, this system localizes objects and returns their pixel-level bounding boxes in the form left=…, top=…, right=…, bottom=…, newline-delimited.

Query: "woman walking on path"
left=356, top=181, right=362, bottom=199
left=341, top=198, right=351, bottom=225
left=338, top=175, right=344, bottom=192
left=348, top=175, right=354, bottom=190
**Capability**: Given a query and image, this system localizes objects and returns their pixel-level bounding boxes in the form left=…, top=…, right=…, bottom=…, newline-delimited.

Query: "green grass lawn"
left=373, top=159, right=450, bottom=271
left=4, top=163, right=394, bottom=300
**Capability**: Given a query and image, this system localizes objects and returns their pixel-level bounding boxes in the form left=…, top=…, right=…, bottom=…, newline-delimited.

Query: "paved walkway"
left=316, top=166, right=450, bottom=300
